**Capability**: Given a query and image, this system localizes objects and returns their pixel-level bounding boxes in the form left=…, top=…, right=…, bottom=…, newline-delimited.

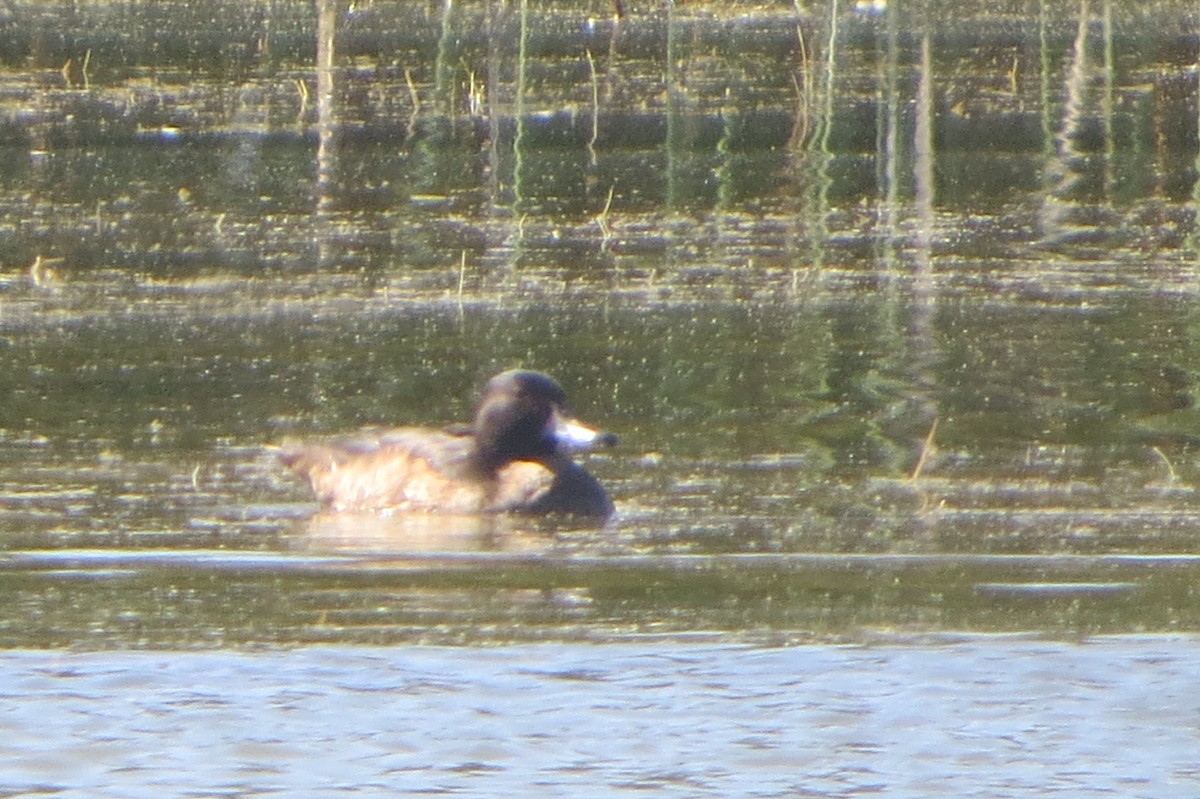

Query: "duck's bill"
left=554, top=416, right=618, bottom=451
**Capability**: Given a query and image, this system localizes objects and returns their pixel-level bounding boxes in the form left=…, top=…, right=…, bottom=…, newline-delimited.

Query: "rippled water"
left=3, top=638, right=1199, bottom=798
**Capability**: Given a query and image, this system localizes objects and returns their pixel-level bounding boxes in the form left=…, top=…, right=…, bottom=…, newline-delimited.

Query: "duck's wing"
left=278, top=428, right=483, bottom=513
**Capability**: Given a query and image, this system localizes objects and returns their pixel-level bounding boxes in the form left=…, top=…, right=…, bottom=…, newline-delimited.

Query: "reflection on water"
left=0, top=0, right=1199, bottom=646
left=293, top=509, right=592, bottom=553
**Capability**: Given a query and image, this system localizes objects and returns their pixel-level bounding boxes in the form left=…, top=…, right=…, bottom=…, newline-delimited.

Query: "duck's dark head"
left=471, top=370, right=616, bottom=471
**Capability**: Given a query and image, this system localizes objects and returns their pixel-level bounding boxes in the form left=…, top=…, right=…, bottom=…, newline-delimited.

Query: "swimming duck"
left=278, top=369, right=615, bottom=518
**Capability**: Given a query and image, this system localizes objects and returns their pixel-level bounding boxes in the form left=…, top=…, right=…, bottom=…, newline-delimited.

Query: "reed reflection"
left=314, top=0, right=339, bottom=267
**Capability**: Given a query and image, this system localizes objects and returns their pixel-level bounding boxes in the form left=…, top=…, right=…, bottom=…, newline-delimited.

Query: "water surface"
left=3, top=637, right=1199, bottom=798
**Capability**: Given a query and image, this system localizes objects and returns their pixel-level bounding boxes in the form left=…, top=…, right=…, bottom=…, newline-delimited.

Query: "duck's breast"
left=493, top=458, right=612, bottom=518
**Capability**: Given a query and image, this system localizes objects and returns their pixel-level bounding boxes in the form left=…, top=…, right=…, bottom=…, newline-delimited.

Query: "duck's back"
left=280, top=427, right=594, bottom=514
left=279, top=428, right=492, bottom=513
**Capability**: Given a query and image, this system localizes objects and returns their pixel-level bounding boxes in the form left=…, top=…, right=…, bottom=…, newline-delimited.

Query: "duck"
left=278, top=369, right=616, bottom=518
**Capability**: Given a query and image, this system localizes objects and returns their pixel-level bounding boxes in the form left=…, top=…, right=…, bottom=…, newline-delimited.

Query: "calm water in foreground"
left=2, top=0, right=1200, bottom=794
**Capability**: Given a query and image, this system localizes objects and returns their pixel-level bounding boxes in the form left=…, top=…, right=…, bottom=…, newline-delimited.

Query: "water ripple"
left=0, top=638, right=1197, bottom=797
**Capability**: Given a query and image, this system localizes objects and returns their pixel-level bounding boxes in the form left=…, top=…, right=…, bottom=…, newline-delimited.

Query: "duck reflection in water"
left=279, top=370, right=616, bottom=520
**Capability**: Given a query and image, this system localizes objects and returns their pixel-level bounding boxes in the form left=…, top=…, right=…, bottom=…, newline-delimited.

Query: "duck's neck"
left=466, top=444, right=509, bottom=478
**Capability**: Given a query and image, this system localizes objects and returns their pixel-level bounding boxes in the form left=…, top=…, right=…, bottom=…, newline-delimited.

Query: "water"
left=2, top=638, right=1198, bottom=798
left=2, top=0, right=1200, bottom=792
